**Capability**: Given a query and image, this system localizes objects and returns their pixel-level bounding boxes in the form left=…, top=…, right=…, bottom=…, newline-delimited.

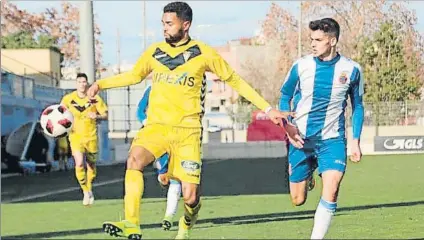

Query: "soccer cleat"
left=88, top=191, right=95, bottom=205
left=162, top=216, right=173, bottom=231
left=175, top=216, right=197, bottom=239
left=175, top=229, right=189, bottom=239
left=307, top=175, right=316, bottom=192
left=102, top=220, right=142, bottom=239
left=83, top=192, right=90, bottom=206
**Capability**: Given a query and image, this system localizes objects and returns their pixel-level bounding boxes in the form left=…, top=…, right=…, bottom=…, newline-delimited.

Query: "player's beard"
left=165, top=28, right=184, bottom=44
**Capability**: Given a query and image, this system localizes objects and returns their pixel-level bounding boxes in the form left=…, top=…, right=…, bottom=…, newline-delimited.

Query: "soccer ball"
left=40, top=104, right=74, bottom=138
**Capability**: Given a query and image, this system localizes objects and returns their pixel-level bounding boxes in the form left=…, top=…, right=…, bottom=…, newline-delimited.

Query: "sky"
left=13, top=1, right=424, bottom=66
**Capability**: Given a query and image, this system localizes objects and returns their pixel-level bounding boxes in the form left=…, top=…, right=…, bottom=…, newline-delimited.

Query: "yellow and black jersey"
left=97, top=39, right=270, bottom=128
left=61, top=91, right=108, bottom=139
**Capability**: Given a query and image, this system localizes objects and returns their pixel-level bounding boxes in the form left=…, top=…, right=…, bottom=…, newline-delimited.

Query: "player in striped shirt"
left=279, top=18, right=364, bottom=239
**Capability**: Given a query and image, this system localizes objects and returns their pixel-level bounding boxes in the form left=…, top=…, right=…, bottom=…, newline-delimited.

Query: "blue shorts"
left=154, top=153, right=170, bottom=175
left=288, top=137, right=347, bottom=183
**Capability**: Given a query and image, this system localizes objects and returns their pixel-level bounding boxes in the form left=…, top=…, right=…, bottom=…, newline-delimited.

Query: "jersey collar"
left=168, top=37, right=192, bottom=48
left=314, top=53, right=341, bottom=66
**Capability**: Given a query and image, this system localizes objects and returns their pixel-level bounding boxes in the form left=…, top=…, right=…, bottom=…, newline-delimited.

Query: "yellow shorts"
left=132, top=124, right=202, bottom=184
left=57, top=146, right=68, bottom=156
left=69, top=134, right=98, bottom=156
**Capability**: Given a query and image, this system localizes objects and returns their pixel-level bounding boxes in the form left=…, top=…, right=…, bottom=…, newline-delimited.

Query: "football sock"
left=86, top=166, right=97, bottom=192
left=182, top=198, right=201, bottom=229
left=75, top=166, right=88, bottom=192
left=311, top=197, right=337, bottom=239
left=124, top=170, right=143, bottom=226
left=165, top=180, right=181, bottom=218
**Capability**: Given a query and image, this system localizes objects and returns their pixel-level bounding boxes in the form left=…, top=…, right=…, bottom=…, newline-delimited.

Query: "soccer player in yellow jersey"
left=88, top=2, right=292, bottom=239
left=56, top=136, right=70, bottom=171
left=61, top=73, right=108, bottom=206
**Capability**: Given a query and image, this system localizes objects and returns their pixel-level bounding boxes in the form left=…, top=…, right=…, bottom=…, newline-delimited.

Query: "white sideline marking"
left=5, top=158, right=232, bottom=203
left=1, top=173, right=21, bottom=179
left=5, top=177, right=131, bottom=204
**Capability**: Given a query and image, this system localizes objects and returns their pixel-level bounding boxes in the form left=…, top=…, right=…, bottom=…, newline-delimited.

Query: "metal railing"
left=105, top=82, right=424, bottom=134
left=346, top=101, right=424, bottom=126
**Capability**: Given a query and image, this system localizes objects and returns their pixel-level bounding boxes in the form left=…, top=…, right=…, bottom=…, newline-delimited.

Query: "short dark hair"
left=163, top=2, right=193, bottom=23
left=76, top=73, right=88, bottom=81
left=309, top=18, right=340, bottom=41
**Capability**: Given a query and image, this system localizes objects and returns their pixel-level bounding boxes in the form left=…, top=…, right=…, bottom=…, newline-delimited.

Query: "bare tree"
left=239, top=3, right=299, bottom=106
left=236, top=1, right=424, bottom=106
left=1, top=1, right=103, bottom=69
left=304, top=0, right=424, bottom=95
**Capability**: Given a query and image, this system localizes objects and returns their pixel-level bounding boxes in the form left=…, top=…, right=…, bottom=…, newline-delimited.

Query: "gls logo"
left=383, top=138, right=424, bottom=150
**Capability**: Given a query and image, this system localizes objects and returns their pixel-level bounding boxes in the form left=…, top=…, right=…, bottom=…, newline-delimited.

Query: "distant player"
left=136, top=85, right=182, bottom=231
left=61, top=73, right=108, bottom=206
left=279, top=18, right=364, bottom=239
left=55, top=136, right=70, bottom=171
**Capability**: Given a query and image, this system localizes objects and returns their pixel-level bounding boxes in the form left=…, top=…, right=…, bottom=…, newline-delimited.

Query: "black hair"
left=76, top=73, right=88, bottom=81
left=163, top=1, right=193, bottom=23
left=309, top=18, right=340, bottom=41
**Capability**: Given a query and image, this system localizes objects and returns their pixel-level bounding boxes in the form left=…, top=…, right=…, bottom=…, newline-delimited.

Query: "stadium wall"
left=112, top=141, right=288, bottom=163
left=111, top=125, right=423, bottom=163
left=346, top=126, right=424, bottom=155
left=221, top=126, right=424, bottom=155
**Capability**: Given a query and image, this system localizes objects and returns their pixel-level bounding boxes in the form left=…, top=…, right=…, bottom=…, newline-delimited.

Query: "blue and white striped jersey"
left=279, top=54, right=364, bottom=140
left=136, top=85, right=151, bottom=124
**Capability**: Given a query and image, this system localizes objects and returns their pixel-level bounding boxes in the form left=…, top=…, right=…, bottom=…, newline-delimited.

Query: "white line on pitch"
left=5, top=158, right=232, bottom=203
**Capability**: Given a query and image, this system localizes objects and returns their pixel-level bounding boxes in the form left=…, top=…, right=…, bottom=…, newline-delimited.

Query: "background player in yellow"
left=88, top=2, right=293, bottom=239
left=61, top=73, right=108, bottom=206
left=55, top=136, right=70, bottom=171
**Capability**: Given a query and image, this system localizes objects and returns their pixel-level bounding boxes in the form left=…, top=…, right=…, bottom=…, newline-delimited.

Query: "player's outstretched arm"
left=204, top=45, right=293, bottom=125
left=349, top=66, right=365, bottom=162
left=225, top=74, right=293, bottom=125
left=87, top=46, right=154, bottom=98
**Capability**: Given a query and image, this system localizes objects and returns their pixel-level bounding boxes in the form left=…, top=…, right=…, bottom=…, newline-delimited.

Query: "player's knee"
left=291, top=194, right=306, bottom=206
left=322, top=185, right=340, bottom=203
left=127, top=147, right=155, bottom=171
left=86, top=153, right=97, bottom=163
left=289, top=180, right=308, bottom=206
left=72, top=151, right=85, bottom=167
left=183, top=195, right=197, bottom=206
left=127, top=154, right=144, bottom=171
left=182, top=190, right=197, bottom=205
left=74, top=162, right=84, bottom=168
left=322, top=170, right=343, bottom=202
left=182, top=186, right=199, bottom=206
left=126, top=154, right=150, bottom=171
